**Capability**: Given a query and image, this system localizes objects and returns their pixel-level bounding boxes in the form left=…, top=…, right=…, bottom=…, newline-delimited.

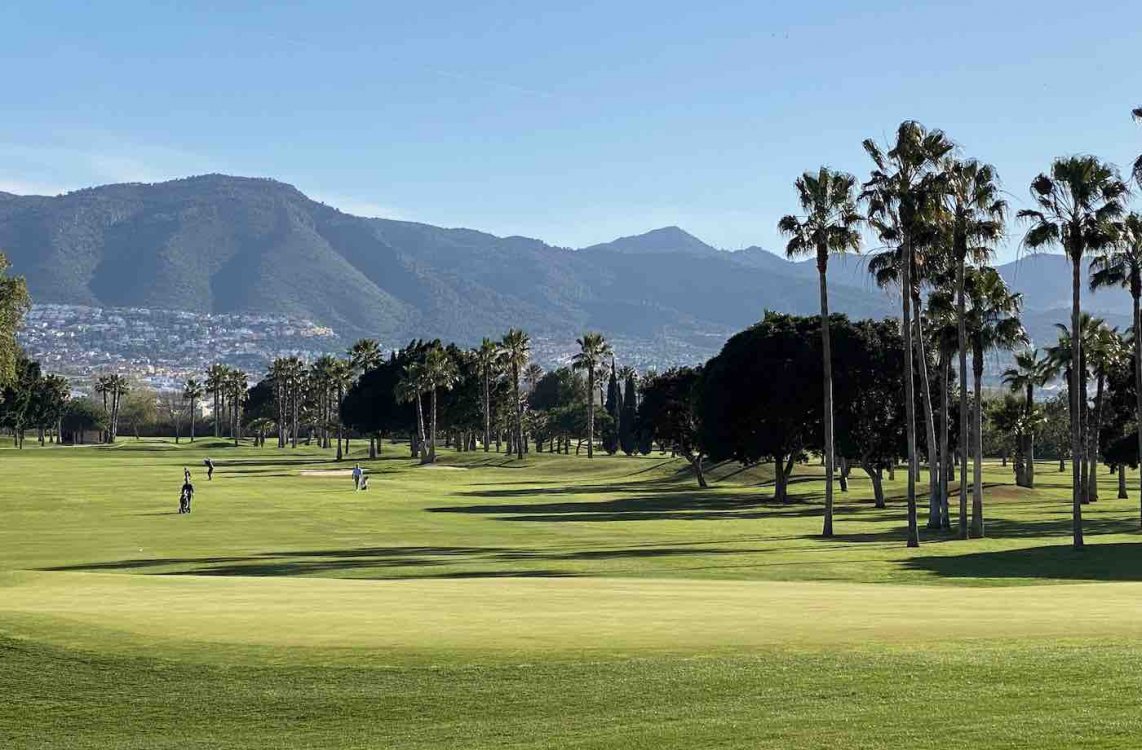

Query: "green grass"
left=2, top=438, right=1142, bottom=747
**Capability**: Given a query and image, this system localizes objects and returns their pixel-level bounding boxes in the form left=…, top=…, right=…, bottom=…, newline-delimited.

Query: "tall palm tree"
left=943, top=158, right=1006, bottom=537
left=347, top=338, right=383, bottom=373
left=1090, top=213, right=1142, bottom=522
left=1133, top=106, right=1141, bottom=187
left=572, top=332, right=612, bottom=459
left=348, top=339, right=383, bottom=457
left=1047, top=314, right=1112, bottom=508
left=473, top=338, right=500, bottom=452
left=105, top=374, right=129, bottom=443
left=862, top=121, right=954, bottom=548
left=226, top=369, right=248, bottom=447
left=925, top=291, right=965, bottom=527
left=868, top=227, right=950, bottom=530
left=421, top=346, right=459, bottom=463
left=396, top=361, right=428, bottom=458
left=182, top=378, right=204, bottom=442
left=963, top=266, right=1026, bottom=537
left=778, top=166, right=863, bottom=538
left=329, top=358, right=353, bottom=460
left=1001, top=349, right=1050, bottom=488
left=524, top=363, right=544, bottom=391
left=1085, top=322, right=1125, bottom=502
left=1019, top=156, right=1128, bottom=548
left=205, top=364, right=230, bottom=438
left=93, top=374, right=111, bottom=442
left=499, top=329, right=530, bottom=460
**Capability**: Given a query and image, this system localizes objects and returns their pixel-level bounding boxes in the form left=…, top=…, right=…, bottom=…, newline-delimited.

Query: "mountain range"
left=0, top=174, right=1132, bottom=358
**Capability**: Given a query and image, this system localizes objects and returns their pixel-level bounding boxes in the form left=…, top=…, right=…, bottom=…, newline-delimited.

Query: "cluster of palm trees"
left=392, top=328, right=629, bottom=464
left=398, top=344, right=459, bottom=463
left=93, top=373, right=129, bottom=443
left=196, top=364, right=250, bottom=446
left=782, top=111, right=1140, bottom=549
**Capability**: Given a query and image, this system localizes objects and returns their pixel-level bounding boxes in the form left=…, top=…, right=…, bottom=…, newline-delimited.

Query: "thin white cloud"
left=0, top=178, right=66, bottom=196
left=309, top=192, right=406, bottom=220
left=0, top=139, right=219, bottom=192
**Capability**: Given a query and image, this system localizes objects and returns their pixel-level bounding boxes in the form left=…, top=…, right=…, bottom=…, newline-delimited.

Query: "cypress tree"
left=602, top=366, right=621, bottom=454
left=619, top=374, right=637, bottom=455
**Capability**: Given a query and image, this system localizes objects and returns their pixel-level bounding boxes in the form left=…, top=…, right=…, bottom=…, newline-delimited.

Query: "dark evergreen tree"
left=619, top=373, right=638, bottom=455
left=601, top=365, right=620, bottom=455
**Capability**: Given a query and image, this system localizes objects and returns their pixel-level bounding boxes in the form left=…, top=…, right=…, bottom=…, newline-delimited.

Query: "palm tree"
left=965, top=267, right=1025, bottom=536
left=205, top=364, right=229, bottom=438
left=862, top=121, right=954, bottom=548
left=499, top=329, right=530, bottom=460
left=329, top=358, right=353, bottom=460
left=396, top=361, right=428, bottom=459
left=778, top=166, right=863, bottom=538
left=93, top=375, right=111, bottom=442
left=1001, top=349, right=1050, bottom=488
left=421, top=346, right=459, bottom=463
left=348, top=338, right=383, bottom=457
left=524, top=363, right=544, bottom=391
left=943, top=158, right=1006, bottom=537
left=572, top=332, right=612, bottom=459
left=1045, top=314, right=1107, bottom=507
left=1090, top=213, right=1142, bottom=522
left=1085, top=322, right=1125, bottom=502
left=347, top=338, right=383, bottom=373
left=1019, top=156, right=1128, bottom=548
left=473, top=338, right=500, bottom=452
left=103, top=374, right=129, bottom=443
left=182, top=378, right=204, bottom=442
left=1133, top=106, right=1141, bottom=187
left=226, top=369, right=248, bottom=447
left=267, top=357, right=301, bottom=448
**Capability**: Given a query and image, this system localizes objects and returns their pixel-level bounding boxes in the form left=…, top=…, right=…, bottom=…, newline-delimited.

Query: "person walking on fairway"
left=351, top=463, right=363, bottom=491
left=179, top=475, right=195, bottom=514
left=204, top=457, right=215, bottom=481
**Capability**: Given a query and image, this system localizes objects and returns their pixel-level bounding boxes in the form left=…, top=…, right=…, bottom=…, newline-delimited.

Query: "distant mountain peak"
left=583, top=226, right=718, bottom=256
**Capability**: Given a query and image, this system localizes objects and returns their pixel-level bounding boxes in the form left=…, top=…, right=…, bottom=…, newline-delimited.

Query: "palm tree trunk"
left=429, top=389, right=438, bottom=463
left=971, top=345, right=984, bottom=537
left=901, top=239, right=920, bottom=548
left=586, top=369, right=595, bottom=459
left=956, top=258, right=969, bottom=540
left=913, top=303, right=940, bottom=530
left=190, top=398, right=196, bottom=442
left=940, top=354, right=951, bottom=529
left=1069, top=257, right=1085, bottom=547
left=1135, top=290, right=1142, bottom=526
left=1119, top=463, right=1128, bottom=499
left=514, top=365, right=524, bottom=460
left=1026, top=383, right=1035, bottom=488
left=336, top=387, right=344, bottom=461
left=817, top=264, right=835, bottom=538
left=1089, top=370, right=1105, bottom=502
left=483, top=370, right=491, bottom=452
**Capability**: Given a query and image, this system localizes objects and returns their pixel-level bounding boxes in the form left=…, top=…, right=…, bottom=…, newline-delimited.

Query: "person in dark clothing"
left=179, top=478, right=194, bottom=514
left=204, top=458, right=215, bottom=481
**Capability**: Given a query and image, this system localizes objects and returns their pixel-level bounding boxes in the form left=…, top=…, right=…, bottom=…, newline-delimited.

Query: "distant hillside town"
left=18, top=303, right=712, bottom=392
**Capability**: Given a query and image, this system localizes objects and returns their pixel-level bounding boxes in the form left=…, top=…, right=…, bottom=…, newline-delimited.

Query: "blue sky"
left=2, top=0, right=1139, bottom=259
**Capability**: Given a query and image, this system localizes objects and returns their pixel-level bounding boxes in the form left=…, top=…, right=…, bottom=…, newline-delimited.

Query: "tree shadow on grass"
left=904, top=542, right=1142, bottom=581
left=430, top=492, right=826, bottom=523
left=39, top=544, right=763, bottom=577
